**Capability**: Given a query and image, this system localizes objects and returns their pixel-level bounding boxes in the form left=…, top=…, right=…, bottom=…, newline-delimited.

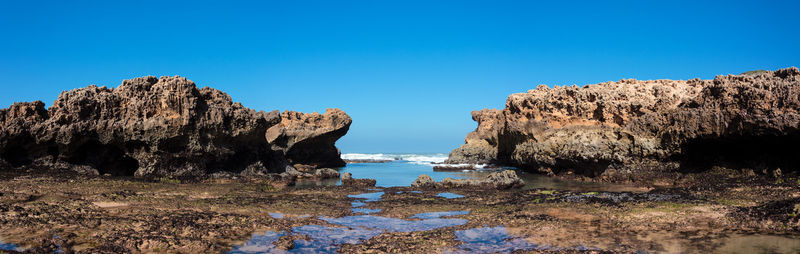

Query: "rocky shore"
left=0, top=167, right=797, bottom=253
left=447, top=68, right=800, bottom=183
left=0, top=76, right=350, bottom=179
left=1, top=72, right=798, bottom=253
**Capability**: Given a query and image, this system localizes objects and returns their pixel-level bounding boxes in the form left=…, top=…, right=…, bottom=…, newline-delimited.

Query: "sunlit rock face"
left=266, top=108, right=351, bottom=169
left=444, top=109, right=502, bottom=165
left=0, top=76, right=350, bottom=177
left=448, top=67, right=800, bottom=181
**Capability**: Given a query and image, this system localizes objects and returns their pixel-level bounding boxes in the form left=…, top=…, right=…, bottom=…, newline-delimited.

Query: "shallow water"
left=411, top=211, right=470, bottom=219
left=347, top=192, right=384, bottom=202
left=290, top=225, right=382, bottom=253
left=352, top=207, right=381, bottom=214
left=321, top=214, right=468, bottom=232
left=227, top=231, right=286, bottom=254
left=236, top=154, right=800, bottom=253
left=229, top=188, right=473, bottom=253
left=0, top=239, right=24, bottom=252
left=450, top=226, right=540, bottom=253
left=297, top=154, right=645, bottom=192
left=333, top=191, right=469, bottom=232
left=437, top=192, right=465, bottom=199
left=230, top=210, right=470, bottom=253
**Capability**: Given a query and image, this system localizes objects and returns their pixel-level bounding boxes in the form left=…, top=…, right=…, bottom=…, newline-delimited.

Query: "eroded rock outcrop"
left=444, top=109, right=502, bottom=164
left=447, top=68, right=800, bottom=181
left=411, top=170, right=524, bottom=189
left=340, top=172, right=377, bottom=187
left=266, top=109, right=351, bottom=169
left=0, top=76, right=351, bottom=177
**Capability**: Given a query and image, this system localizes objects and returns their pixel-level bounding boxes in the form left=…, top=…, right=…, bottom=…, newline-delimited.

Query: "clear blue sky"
left=1, top=1, right=798, bottom=153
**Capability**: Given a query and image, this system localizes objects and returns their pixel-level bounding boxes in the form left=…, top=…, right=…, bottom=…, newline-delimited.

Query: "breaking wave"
left=341, top=153, right=448, bottom=164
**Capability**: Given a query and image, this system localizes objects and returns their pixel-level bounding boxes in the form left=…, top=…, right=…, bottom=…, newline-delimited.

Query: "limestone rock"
left=445, top=109, right=502, bottom=164
left=440, top=177, right=480, bottom=188
left=415, top=170, right=524, bottom=189
left=0, top=76, right=350, bottom=178
left=313, top=168, right=340, bottom=179
left=340, top=172, right=376, bottom=187
left=486, top=170, right=524, bottom=189
left=411, top=174, right=435, bottom=187
left=266, top=109, right=351, bottom=169
left=447, top=68, right=800, bottom=181
left=341, top=172, right=352, bottom=181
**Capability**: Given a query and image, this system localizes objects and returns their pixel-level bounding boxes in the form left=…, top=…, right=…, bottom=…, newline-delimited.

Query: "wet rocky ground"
left=0, top=167, right=799, bottom=253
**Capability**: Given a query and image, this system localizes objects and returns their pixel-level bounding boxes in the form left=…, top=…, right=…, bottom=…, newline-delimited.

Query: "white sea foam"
left=341, top=153, right=517, bottom=170
left=401, top=154, right=448, bottom=164
left=340, top=153, right=449, bottom=164
left=341, top=153, right=394, bottom=161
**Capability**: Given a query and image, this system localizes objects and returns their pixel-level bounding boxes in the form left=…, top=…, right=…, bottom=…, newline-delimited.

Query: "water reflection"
left=296, top=160, right=645, bottom=192
left=411, top=211, right=470, bottom=219
left=348, top=192, right=384, bottom=202
left=437, top=192, right=465, bottom=199
left=228, top=231, right=285, bottom=254
left=352, top=208, right=381, bottom=214
left=396, top=191, right=422, bottom=194
left=450, top=226, right=539, bottom=253
left=291, top=225, right=382, bottom=253
left=230, top=189, right=472, bottom=253
left=0, top=239, right=24, bottom=252
left=230, top=210, right=470, bottom=253
left=321, top=213, right=468, bottom=232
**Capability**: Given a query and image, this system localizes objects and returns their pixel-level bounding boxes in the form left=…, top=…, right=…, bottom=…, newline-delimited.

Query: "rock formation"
left=411, top=170, right=524, bottom=189
left=266, top=109, right=351, bottom=170
left=447, top=68, right=800, bottom=181
left=0, top=76, right=351, bottom=177
left=444, top=109, right=502, bottom=164
left=411, top=174, right=435, bottom=187
left=281, top=167, right=340, bottom=180
left=340, top=172, right=377, bottom=187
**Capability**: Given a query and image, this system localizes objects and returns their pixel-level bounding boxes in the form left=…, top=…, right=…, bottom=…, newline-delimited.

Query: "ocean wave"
left=402, top=154, right=448, bottom=164
left=341, top=153, right=448, bottom=164
left=341, top=153, right=394, bottom=161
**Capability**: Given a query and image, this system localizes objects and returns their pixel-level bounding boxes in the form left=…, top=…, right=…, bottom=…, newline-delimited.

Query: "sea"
left=296, top=153, right=642, bottom=192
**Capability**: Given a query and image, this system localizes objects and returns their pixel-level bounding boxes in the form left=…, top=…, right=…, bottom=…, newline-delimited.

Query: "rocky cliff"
left=0, top=76, right=351, bottom=177
left=447, top=67, right=800, bottom=181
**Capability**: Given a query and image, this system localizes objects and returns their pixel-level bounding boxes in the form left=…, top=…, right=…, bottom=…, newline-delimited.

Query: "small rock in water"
left=314, top=168, right=340, bottom=179
left=441, top=177, right=481, bottom=188
left=412, top=170, right=524, bottom=189
left=274, top=234, right=302, bottom=250
left=341, top=173, right=377, bottom=187
left=341, top=172, right=352, bottom=181
left=411, top=174, right=435, bottom=188
left=281, top=166, right=303, bottom=177
left=487, top=170, right=525, bottom=189
left=436, top=192, right=465, bottom=199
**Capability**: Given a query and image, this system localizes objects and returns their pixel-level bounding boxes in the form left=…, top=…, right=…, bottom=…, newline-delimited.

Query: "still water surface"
left=298, top=154, right=643, bottom=192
